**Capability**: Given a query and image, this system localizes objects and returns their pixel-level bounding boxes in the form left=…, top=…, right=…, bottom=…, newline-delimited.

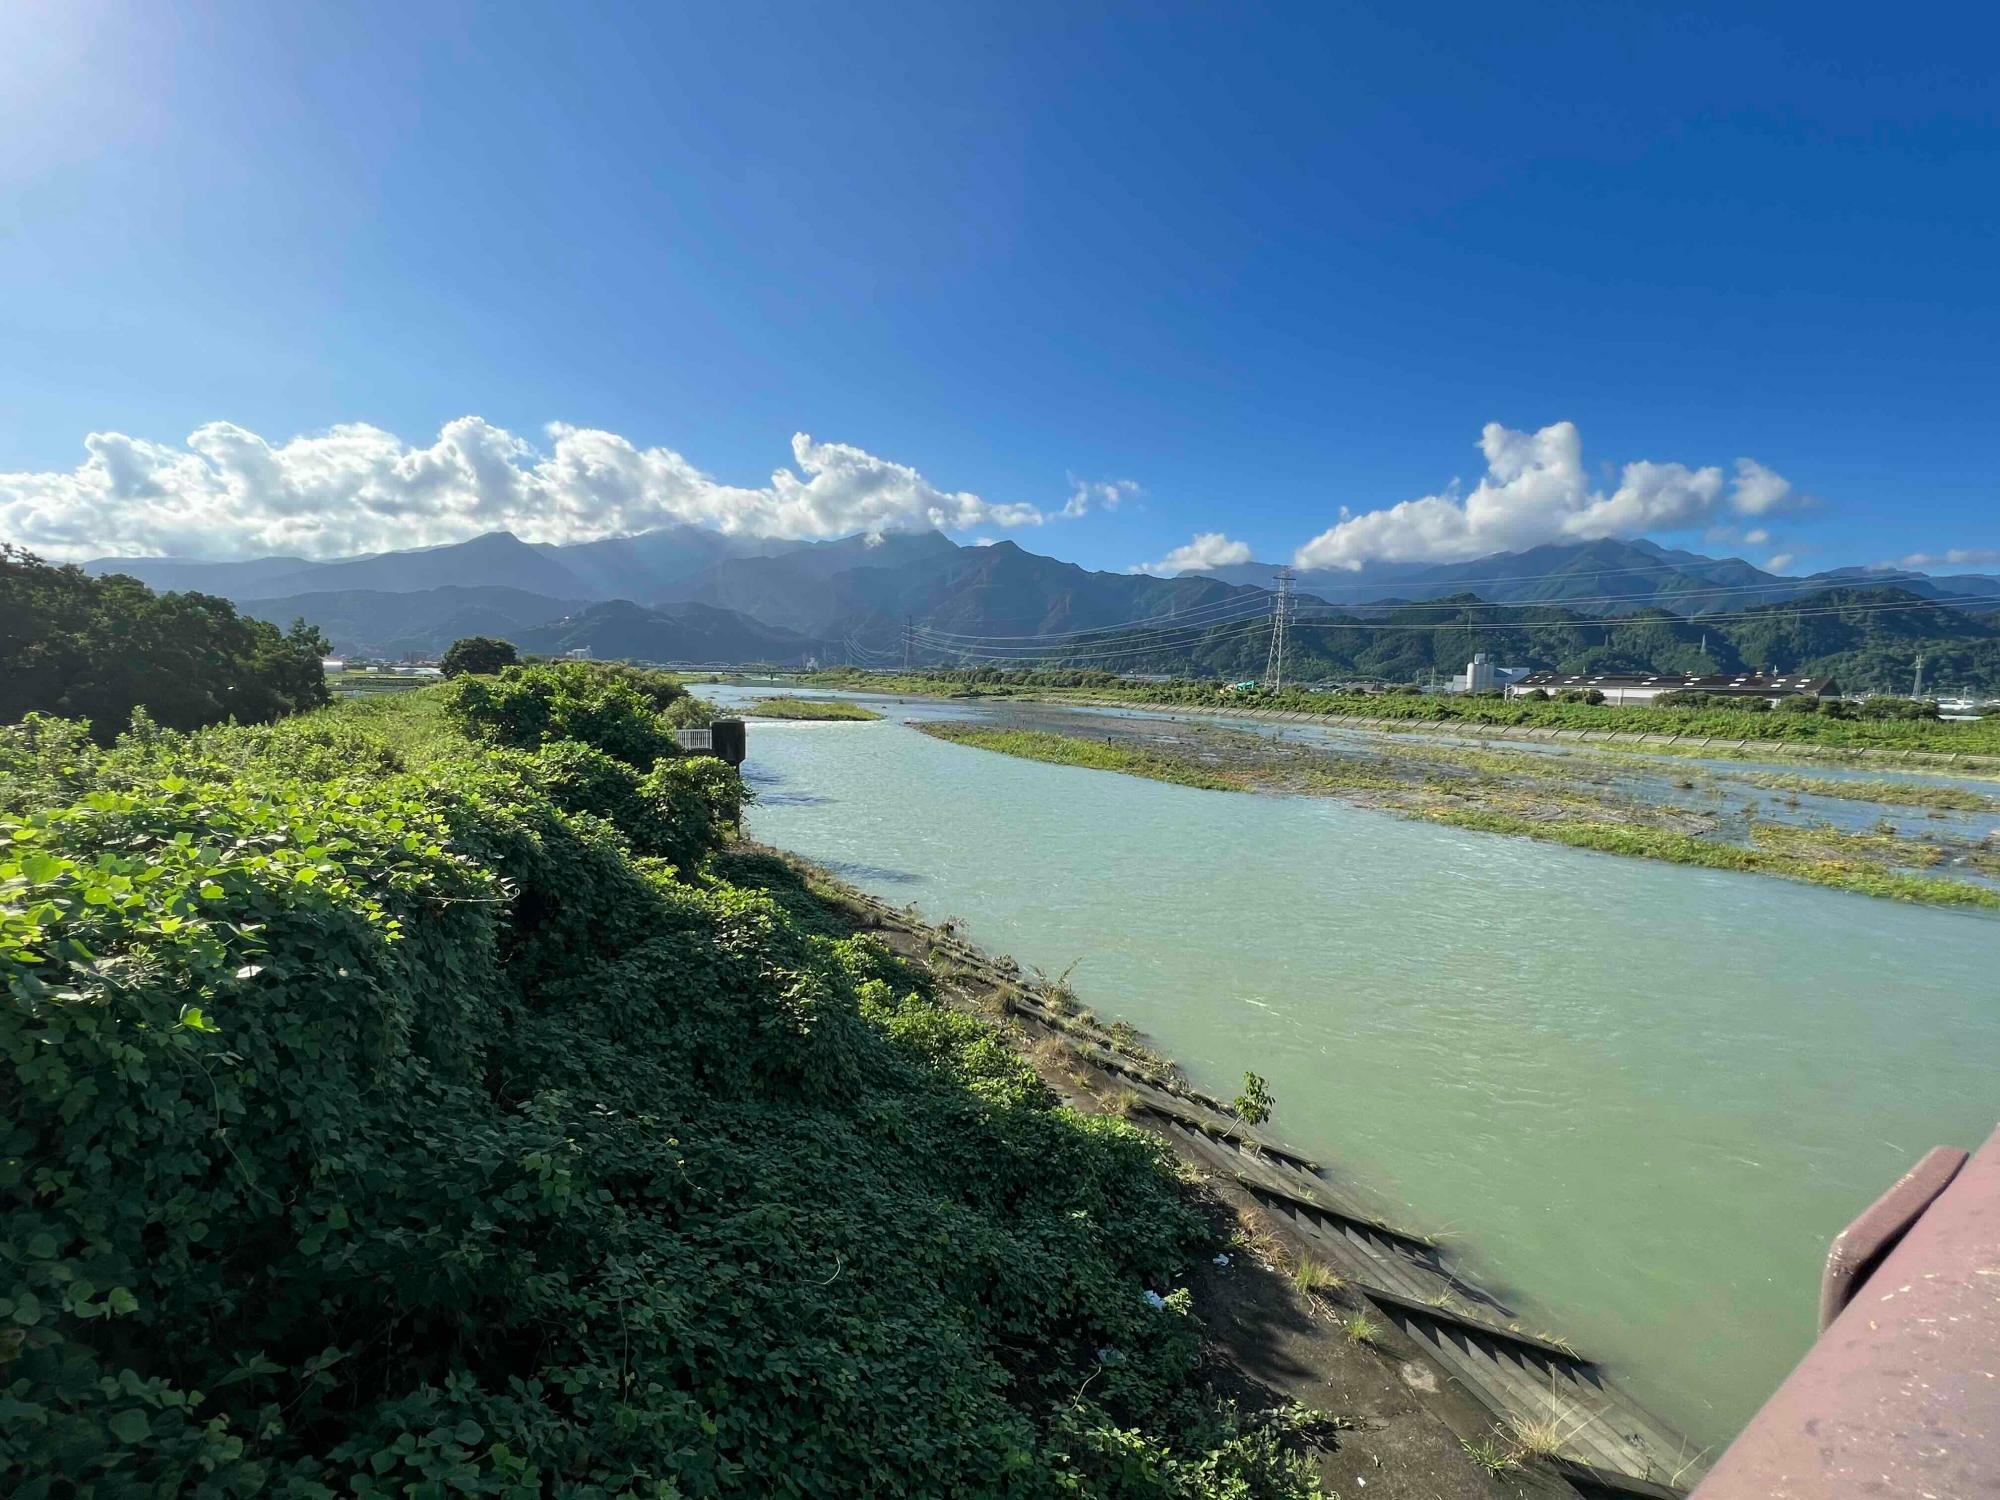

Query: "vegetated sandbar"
left=806, top=668, right=2000, bottom=773
left=745, top=695, right=882, bottom=721
left=914, top=719, right=2000, bottom=911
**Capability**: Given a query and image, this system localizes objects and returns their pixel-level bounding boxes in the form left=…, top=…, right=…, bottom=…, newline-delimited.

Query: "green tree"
left=1233, top=1071, right=1276, bottom=1125
left=439, top=634, right=519, bottom=677
left=0, top=545, right=329, bottom=742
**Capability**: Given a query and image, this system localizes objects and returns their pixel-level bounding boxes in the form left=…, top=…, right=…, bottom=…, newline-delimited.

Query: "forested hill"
left=1, top=545, right=331, bottom=741
left=1029, top=586, right=2000, bottom=694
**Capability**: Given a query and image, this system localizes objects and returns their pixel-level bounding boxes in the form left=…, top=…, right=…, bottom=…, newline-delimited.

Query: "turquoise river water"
left=699, top=685, right=2000, bottom=1451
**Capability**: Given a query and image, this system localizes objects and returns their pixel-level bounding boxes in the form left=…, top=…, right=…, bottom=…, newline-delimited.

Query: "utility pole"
left=902, top=615, right=914, bottom=674
left=1264, top=566, right=1293, bottom=693
left=1913, top=653, right=1925, bottom=700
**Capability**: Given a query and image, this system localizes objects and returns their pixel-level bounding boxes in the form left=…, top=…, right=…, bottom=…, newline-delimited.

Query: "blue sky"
left=1, top=1, right=1995, bottom=574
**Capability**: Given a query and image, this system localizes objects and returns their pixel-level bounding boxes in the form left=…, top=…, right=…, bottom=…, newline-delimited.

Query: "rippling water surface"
left=701, top=685, right=2000, bottom=1449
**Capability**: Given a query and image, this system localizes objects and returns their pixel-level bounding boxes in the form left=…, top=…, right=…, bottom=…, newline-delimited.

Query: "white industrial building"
left=1450, top=653, right=1533, bottom=694
left=1506, top=671, right=1840, bottom=706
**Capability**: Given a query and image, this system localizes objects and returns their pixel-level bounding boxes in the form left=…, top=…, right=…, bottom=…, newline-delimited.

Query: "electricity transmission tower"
left=1264, top=566, right=1293, bottom=693
left=903, top=614, right=915, bottom=674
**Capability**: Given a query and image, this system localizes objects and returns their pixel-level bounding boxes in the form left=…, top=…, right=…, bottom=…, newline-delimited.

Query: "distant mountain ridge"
left=88, top=525, right=804, bottom=604
left=76, top=526, right=2000, bottom=668
left=1198, top=537, right=2000, bottom=615
left=513, top=600, right=817, bottom=665
left=234, top=585, right=588, bottom=661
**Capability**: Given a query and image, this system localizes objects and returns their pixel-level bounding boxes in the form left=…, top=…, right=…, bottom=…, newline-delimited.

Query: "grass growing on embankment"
left=808, top=668, right=2000, bottom=760
left=1, top=664, right=1326, bottom=1498
left=746, top=694, right=882, bottom=720
left=918, top=716, right=2000, bottom=910
left=917, top=721, right=1255, bottom=791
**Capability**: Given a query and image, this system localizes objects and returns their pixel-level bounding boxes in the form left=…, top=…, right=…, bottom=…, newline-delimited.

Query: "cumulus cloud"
left=1891, top=547, right=2000, bottom=570
left=1132, top=531, right=1253, bottom=576
left=1729, top=458, right=1804, bottom=516
left=1765, top=553, right=1798, bottom=573
left=1061, top=476, right=1141, bottom=519
left=1293, top=421, right=1802, bottom=571
left=0, top=418, right=1060, bottom=560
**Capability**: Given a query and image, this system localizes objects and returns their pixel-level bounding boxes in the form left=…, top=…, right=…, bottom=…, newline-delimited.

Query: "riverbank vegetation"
left=1, top=661, right=1334, bottom=1497
left=917, top=716, right=2000, bottom=910
left=1717, top=769, right=2000, bottom=812
left=746, top=695, right=881, bottom=720
left=808, top=667, right=2000, bottom=760
left=919, top=722, right=1252, bottom=790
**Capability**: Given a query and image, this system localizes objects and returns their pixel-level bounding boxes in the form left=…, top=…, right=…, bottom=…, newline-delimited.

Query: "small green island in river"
left=745, top=694, right=882, bottom=720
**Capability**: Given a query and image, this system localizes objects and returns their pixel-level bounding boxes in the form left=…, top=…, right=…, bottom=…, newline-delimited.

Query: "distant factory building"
left=1507, top=671, right=1840, bottom=706
left=1451, top=653, right=1532, bottom=694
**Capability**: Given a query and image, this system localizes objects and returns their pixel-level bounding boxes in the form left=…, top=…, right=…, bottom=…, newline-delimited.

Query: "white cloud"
left=1292, top=421, right=1800, bottom=570
left=1132, top=531, right=1253, bottom=576
left=1891, top=547, right=2000, bottom=570
left=0, top=418, right=1060, bottom=560
left=1765, top=553, right=1797, bottom=573
left=1061, top=476, right=1141, bottom=519
left=1729, top=458, right=1803, bottom=516
left=1743, top=528, right=1770, bottom=546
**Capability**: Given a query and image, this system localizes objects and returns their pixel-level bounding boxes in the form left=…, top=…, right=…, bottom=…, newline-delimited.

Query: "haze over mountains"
left=81, top=525, right=2000, bottom=686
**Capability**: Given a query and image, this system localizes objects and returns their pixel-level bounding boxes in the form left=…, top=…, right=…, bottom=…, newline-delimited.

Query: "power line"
left=1279, top=557, right=1937, bottom=596
left=1320, top=574, right=1968, bottom=614
left=920, top=617, right=1279, bottom=666
left=913, top=601, right=1273, bottom=656
left=855, top=587, right=1974, bottom=675
left=913, top=591, right=1273, bottom=643
left=1285, top=594, right=1975, bottom=631
left=918, top=615, right=1273, bottom=659
left=921, top=594, right=1970, bottom=666
left=911, top=571, right=1956, bottom=648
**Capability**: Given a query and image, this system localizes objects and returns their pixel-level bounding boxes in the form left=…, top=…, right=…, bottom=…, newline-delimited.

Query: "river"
left=699, top=684, right=2000, bottom=1451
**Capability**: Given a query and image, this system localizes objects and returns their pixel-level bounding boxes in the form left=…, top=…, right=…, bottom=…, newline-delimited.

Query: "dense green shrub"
left=1855, top=696, right=1941, bottom=720
left=439, top=636, right=519, bottom=678
left=0, top=545, right=330, bottom=743
left=443, top=661, right=686, bottom=770
left=1, top=694, right=1315, bottom=1497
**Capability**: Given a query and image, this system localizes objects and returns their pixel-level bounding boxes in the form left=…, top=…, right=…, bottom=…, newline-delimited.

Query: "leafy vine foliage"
left=0, top=547, right=331, bottom=744
left=1, top=663, right=1320, bottom=1497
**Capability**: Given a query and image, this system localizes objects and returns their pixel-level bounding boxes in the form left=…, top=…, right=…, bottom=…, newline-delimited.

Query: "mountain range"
left=1202, top=537, right=2000, bottom=615
left=79, top=526, right=2000, bottom=688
